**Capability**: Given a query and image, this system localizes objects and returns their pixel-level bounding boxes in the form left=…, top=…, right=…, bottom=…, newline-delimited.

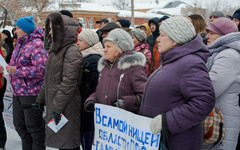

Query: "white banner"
left=92, top=104, right=160, bottom=150
left=2, top=75, right=15, bottom=129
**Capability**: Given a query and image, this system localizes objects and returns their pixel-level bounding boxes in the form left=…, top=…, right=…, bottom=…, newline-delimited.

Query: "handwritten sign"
left=93, top=104, right=160, bottom=150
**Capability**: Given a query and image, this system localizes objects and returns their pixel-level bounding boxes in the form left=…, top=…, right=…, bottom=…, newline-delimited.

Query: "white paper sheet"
left=0, top=54, right=8, bottom=75
left=47, top=114, right=68, bottom=133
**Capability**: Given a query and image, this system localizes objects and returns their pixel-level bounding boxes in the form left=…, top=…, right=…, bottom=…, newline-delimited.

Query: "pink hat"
left=206, top=17, right=238, bottom=36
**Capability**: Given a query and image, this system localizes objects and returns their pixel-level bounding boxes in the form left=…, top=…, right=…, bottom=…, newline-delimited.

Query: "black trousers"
left=0, top=112, right=6, bottom=148
left=13, top=96, right=45, bottom=150
left=0, top=80, right=7, bottom=148
left=59, top=147, right=80, bottom=150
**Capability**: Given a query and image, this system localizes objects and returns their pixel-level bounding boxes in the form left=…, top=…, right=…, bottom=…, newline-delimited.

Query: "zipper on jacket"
left=117, top=74, right=124, bottom=100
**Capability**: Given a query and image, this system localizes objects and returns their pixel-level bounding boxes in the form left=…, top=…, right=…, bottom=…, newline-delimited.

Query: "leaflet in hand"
left=0, top=54, right=8, bottom=75
left=47, top=114, right=68, bottom=133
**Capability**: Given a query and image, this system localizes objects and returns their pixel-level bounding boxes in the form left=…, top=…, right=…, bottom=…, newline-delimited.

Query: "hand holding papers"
left=47, top=114, right=68, bottom=133
left=0, top=54, right=8, bottom=75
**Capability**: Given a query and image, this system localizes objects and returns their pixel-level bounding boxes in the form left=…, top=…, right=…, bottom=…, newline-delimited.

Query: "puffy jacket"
left=9, top=27, right=48, bottom=96
left=36, top=12, right=82, bottom=149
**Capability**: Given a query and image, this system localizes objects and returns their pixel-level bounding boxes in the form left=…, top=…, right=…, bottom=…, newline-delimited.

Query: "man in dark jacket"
left=99, top=22, right=120, bottom=46
left=96, top=18, right=109, bottom=44
left=146, top=17, right=160, bottom=54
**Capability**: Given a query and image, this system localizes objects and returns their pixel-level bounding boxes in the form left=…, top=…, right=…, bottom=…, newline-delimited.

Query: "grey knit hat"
left=78, top=29, right=99, bottom=46
left=160, top=16, right=196, bottom=45
left=131, top=28, right=147, bottom=42
left=210, top=11, right=224, bottom=18
left=103, top=28, right=134, bottom=52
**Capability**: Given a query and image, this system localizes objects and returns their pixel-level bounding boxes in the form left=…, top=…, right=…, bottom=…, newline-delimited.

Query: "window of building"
left=89, top=20, right=94, bottom=29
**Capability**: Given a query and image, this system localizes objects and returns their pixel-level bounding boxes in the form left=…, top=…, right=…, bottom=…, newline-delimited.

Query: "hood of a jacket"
left=161, top=34, right=209, bottom=65
left=140, top=23, right=151, bottom=37
left=44, top=12, right=79, bottom=53
left=97, top=51, right=146, bottom=72
left=148, top=17, right=160, bottom=37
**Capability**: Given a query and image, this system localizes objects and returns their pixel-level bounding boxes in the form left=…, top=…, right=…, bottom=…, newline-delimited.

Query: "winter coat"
left=36, top=12, right=82, bottom=149
left=85, top=51, right=147, bottom=114
left=146, top=17, right=160, bottom=54
left=140, top=35, right=215, bottom=150
left=80, top=42, right=103, bottom=132
left=8, top=27, right=48, bottom=96
left=149, top=41, right=161, bottom=75
left=134, top=42, right=152, bottom=76
left=205, top=32, right=240, bottom=150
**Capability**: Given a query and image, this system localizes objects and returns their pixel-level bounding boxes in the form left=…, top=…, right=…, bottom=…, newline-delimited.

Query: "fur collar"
left=98, top=51, right=146, bottom=72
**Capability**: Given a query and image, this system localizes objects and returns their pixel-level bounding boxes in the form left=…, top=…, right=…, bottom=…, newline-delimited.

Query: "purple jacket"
left=86, top=51, right=147, bottom=113
left=140, top=35, right=215, bottom=150
left=9, top=27, right=48, bottom=96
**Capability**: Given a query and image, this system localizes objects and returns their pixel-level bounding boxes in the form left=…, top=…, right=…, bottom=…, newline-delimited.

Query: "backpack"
left=203, top=107, right=225, bottom=149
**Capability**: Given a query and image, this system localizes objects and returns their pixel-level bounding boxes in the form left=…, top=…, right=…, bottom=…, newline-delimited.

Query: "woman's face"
left=206, top=31, right=221, bottom=46
left=104, top=41, right=122, bottom=62
left=49, top=23, right=53, bottom=39
left=132, top=35, right=140, bottom=47
left=15, top=26, right=28, bottom=38
left=157, top=31, right=177, bottom=53
left=77, top=37, right=90, bottom=51
left=232, top=18, right=240, bottom=27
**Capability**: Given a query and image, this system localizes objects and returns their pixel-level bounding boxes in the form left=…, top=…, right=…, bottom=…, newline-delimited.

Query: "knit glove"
left=150, top=114, right=162, bottom=134
left=85, top=100, right=95, bottom=112
left=112, top=99, right=124, bottom=109
left=52, top=112, right=61, bottom=125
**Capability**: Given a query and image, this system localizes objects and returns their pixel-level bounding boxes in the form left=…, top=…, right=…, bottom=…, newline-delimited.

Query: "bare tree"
left=181, top=0, right=240, bottom=24
left=112, top=0, right=129, bottom=10
left=0, top=0, right=47, bottom=28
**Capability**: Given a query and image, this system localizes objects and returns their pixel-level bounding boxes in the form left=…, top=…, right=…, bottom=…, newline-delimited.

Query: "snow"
left=5, top=127, right=58, bottom=150
left=0, top=26, right=15, bottom=37
left=118, top=10, right=163, bottom=18
left=147, top=3, right=189, bottom=16
left=44, top=2, right=119, bottom=13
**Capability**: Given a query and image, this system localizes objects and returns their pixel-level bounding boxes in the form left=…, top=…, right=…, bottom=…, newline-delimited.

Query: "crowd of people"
left=0, top=8, right=240, bottom=150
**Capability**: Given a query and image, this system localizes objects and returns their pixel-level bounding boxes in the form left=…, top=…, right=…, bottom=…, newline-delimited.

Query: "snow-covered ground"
left=5, top=127, right=61, bottom=150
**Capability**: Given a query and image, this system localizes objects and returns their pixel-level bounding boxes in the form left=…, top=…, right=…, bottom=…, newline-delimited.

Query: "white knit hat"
left=78, top=29, right=99, bottom=46
left=160, top=16, right=196, bottom=45
left=103, top=28, right=134, bottom=52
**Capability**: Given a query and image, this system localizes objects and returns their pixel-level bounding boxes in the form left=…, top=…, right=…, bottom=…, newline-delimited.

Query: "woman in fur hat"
left=84, top=28, right=147, bottom=114
left=36, top=12, right=82, bottom=150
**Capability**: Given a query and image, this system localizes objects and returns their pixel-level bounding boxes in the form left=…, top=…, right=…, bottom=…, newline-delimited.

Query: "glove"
left=21, top=103, right=44, bottom=110
left=85, top=100, right=95, bottom=112
left=52, top=112, right=61, bottom=125
left=112, top=99, right=124, bottom=109
left=150, top=114, right=162, bottom=134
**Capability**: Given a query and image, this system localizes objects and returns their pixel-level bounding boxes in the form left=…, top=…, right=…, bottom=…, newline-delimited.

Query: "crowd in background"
left=0, top=8, right=240, bottom=150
